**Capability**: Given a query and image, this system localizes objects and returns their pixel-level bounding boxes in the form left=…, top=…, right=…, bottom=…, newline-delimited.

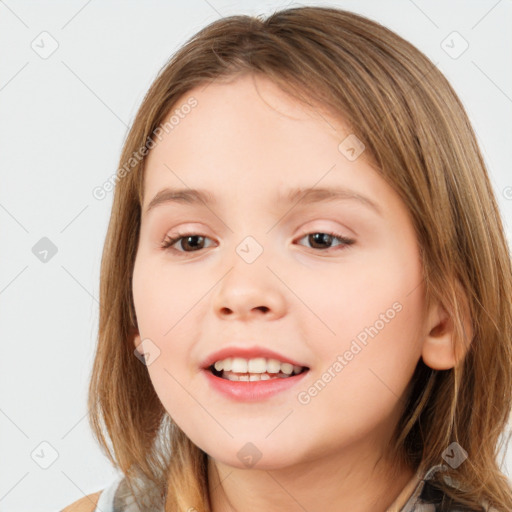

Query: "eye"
left=161, top=230, right=355, bottom=255
left=295, top=231, right=355, bottom=252
left=161, top=232, right=215, bottom=255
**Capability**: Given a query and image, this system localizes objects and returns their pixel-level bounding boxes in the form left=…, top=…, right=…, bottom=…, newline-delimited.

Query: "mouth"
left=207, top=360, right=310, bottom=382
left=202, top=354, right=310, bottom=401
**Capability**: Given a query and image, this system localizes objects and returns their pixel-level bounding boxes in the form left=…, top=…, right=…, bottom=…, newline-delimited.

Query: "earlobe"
left=421, top=295, right=473, bottom=371
left=131, top=327, right=144, bottom=355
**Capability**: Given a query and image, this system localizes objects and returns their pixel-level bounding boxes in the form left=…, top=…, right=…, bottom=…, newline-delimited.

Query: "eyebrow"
left=144, top=186, right=381, bottom=215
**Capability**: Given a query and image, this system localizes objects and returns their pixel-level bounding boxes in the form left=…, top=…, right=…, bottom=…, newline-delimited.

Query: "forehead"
left=139, top=73, right=398, bottom=221
left=145, top=74, right=349, bottom=168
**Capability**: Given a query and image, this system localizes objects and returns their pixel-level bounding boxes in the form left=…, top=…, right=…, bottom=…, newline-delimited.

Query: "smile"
left=203, top=363, right=310, bottom=402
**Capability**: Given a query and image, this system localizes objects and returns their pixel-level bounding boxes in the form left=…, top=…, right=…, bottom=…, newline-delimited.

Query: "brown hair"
left=87, top=6, right=512, bottom=511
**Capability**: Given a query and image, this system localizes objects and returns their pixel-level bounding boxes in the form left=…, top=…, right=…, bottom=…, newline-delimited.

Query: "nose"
left=212, top=259, right=287, bottom=321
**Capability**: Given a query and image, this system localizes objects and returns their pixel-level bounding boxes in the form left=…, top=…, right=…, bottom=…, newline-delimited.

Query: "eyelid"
left=294, top=220, right=355, bottom=240
left=160, top=230, right=215, bottom=252
left=295, top=230, right=355, bottom=250
left=160, top=226, right=355, bottom=256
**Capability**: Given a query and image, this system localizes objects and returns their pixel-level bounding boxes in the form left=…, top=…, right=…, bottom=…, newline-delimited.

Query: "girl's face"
left=132, top=74, right=427, bottom=471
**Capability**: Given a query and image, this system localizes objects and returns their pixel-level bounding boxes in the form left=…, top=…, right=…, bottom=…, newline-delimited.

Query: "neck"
left=207, top=444, right=415, bottom=512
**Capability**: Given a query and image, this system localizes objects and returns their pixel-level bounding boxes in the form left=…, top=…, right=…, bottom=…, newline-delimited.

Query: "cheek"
left=132, top=254, right=201, bottom=334
left=292, top=261, right=424, bottom=437
left=301, top=242, right=424, bottom=368
left=132, top=261, right=199, bottom=422
left=320, top=250, right=419, bottom=307
left=132, top=254, right=205, bottom=389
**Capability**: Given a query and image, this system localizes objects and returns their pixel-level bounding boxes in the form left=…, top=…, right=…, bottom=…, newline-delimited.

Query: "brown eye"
left=296, top=231, right=355, bottom=251
left=161, top=233, right=213, bottom=253
left=160, top=230, right=354, bottom=256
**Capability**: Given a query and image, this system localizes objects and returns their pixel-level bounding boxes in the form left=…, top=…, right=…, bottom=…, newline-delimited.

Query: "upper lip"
left=200, top=346, right=309, bottom=370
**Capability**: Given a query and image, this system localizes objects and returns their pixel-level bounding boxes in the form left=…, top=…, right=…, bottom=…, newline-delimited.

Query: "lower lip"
left=202, top=368, right=309, bottom=402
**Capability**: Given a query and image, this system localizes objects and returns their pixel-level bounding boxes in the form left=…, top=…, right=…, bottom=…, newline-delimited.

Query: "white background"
left=0, top=1, right=511, bottom=510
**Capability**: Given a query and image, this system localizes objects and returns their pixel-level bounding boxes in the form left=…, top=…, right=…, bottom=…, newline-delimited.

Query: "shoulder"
left=60, top=491, right=102, bottom=512
left=60, top=477, right=123, bottom=512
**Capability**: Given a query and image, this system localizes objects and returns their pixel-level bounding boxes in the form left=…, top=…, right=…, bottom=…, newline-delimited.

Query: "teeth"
left=231, top=357, right=248, bottom=373
left=248, top=357, right=267, bottom=373
left=212, top=357, right=305, bottom=375
left=225, top=372, right=288, bottom=382
left=267, top=358, right=281, bottom=373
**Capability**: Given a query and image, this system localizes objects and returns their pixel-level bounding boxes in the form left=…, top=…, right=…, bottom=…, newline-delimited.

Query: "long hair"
left=87, top=6, right=512, bottom=511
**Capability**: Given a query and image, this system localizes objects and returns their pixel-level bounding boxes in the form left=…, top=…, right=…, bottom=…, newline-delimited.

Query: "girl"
left=62, top=6, right=512, bottom=512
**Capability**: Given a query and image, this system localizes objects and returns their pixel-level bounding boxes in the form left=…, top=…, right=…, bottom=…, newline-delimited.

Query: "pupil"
left=183, top=235, right=203, bottom=251
left=309, top=233, right=332, bottom=249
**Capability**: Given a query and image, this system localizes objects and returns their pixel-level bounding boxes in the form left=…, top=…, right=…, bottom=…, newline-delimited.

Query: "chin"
left=205, top=443, right=302, bottom=471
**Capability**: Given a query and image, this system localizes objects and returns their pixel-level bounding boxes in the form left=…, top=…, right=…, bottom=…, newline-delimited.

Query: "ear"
left=421, top=292, right=473, bottom=370
left=130, top=326, right=144, bottom=355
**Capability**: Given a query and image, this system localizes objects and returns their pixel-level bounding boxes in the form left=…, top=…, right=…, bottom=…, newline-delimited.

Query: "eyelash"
left=160, top=230, right=355, bottom=256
